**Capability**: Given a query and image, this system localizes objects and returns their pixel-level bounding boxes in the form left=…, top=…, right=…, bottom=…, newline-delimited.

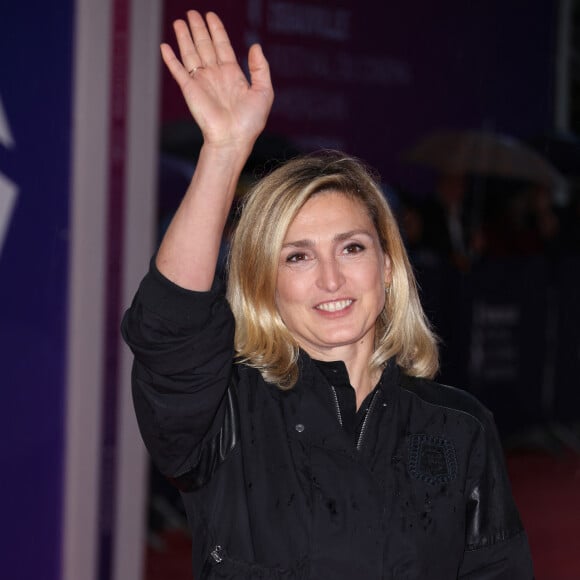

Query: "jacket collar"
left=277, top=352, right=401, bottom=459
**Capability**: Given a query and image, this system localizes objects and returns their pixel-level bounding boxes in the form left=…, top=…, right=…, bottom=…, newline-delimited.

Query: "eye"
left=343, top=242, right=365, bottom=255
left=286, top=252, right=308, bottom=263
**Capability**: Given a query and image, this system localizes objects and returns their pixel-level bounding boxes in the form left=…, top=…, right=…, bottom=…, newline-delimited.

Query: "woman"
left=122, top=10, right=533, bottom=579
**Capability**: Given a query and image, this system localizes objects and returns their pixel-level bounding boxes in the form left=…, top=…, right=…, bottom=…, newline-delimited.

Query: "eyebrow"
left=282, top=229, right=374, bottom=248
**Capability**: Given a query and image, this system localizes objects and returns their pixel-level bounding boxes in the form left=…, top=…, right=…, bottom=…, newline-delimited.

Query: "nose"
left=316, top=256, right=345, bottom=292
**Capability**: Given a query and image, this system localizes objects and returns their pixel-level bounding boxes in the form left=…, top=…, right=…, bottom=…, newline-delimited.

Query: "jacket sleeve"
left=458, top=409, right=534, bottom=579
left=120, top=260, right=236, bottom=488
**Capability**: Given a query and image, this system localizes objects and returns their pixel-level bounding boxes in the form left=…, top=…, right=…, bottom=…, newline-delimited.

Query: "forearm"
left=155, top=142, right=252, bottom=290
left=155, top=10, right=273, bottom=291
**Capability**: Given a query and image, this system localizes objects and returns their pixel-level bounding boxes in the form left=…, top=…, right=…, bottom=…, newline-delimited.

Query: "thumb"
left=248, top=44, right=273, bottom=96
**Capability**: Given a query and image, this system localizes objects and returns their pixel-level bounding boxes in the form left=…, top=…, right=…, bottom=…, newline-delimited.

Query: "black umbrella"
left=403, top=129, right=563, bottom=186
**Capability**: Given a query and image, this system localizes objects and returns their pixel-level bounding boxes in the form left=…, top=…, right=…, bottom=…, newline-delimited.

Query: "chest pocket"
left=407, top=433, right=458, bottom=485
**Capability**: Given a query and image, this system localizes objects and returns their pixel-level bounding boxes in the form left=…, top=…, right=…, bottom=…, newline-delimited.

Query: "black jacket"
left=122, top=263, right=534, bottom=579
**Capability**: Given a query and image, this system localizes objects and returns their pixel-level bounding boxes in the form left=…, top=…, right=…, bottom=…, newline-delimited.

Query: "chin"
left=314, top=332, right=368, bottom=349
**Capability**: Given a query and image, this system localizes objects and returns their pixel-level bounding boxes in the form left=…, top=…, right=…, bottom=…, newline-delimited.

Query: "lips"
left=315, top=299, right=353, bottom=313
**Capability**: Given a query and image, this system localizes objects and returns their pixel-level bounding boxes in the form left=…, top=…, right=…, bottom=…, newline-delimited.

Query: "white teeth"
left=316, top=300, right=353, bottom=312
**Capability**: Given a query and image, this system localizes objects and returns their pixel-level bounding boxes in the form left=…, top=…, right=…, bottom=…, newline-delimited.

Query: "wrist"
left=199, top=140, right=254, bottom=170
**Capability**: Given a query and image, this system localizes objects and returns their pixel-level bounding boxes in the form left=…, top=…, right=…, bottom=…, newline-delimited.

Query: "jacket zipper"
left=356, top=390, right=380, bottom=451
left=329, top=385, right=343, bottom=427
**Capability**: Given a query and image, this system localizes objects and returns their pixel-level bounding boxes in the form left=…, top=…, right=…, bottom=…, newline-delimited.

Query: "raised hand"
left=155, top=11, right=274, bottom=290
left=161, top=10, right=274, bottom=151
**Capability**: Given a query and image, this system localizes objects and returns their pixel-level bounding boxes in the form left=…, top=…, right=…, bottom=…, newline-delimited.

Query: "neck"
left=304, top=340, right=380, bottom=409
left=345, top=359, right=381, bottom=409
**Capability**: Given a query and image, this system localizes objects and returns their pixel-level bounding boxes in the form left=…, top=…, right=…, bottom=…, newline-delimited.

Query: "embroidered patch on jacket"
left=408, top=434, right=457, bottom=485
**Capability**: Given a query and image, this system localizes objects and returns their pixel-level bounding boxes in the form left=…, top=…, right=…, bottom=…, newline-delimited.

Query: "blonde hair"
left=227, top=151, right=438, bottom=388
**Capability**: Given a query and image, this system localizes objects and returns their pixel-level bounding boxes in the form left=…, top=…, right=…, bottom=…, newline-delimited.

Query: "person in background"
left=122, top=10, right=533, bottom=579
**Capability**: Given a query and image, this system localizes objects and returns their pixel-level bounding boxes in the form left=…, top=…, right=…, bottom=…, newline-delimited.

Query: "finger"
left=248, top=44, right=273, bottom=97
left=205, top=12, right=237, bottom=65
left=173, top=19, right=202, bottom=72
left=187, top=10, right=217, bottom=67
left=160, top=43, right=191, bottom=89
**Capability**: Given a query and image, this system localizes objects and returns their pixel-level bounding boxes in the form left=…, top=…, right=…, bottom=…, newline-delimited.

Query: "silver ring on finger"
left=188, top=66, right=203, bottom=77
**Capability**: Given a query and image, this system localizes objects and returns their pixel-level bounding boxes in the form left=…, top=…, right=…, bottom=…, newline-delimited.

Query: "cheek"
left=278, top=261, right=317, bottom=291
left=275, top=269, right=303, bottom=309
left=355, top=258, right=385, bottom=289
left=360, top=261, right=387, bottom=309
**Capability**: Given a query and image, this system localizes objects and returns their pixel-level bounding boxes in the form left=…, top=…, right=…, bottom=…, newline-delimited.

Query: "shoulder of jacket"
left=399, top=373, right=493, bottom=430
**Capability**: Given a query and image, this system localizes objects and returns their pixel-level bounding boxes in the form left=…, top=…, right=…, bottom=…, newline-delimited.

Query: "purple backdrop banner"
left=0, top=3, right=74, bottom=580
left=161, top=0, right=556, bottom=194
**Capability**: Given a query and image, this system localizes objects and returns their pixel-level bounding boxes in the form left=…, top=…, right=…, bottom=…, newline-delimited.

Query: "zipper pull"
left=210, top=545, right=225, bottom=563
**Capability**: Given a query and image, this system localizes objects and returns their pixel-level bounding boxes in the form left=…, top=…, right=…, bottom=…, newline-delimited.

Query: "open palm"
left=161, top=11, right=274, bottom=149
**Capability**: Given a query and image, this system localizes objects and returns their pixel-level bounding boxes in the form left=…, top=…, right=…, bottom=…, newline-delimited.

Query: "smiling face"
left=275, top=190, right=391, bottom=362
